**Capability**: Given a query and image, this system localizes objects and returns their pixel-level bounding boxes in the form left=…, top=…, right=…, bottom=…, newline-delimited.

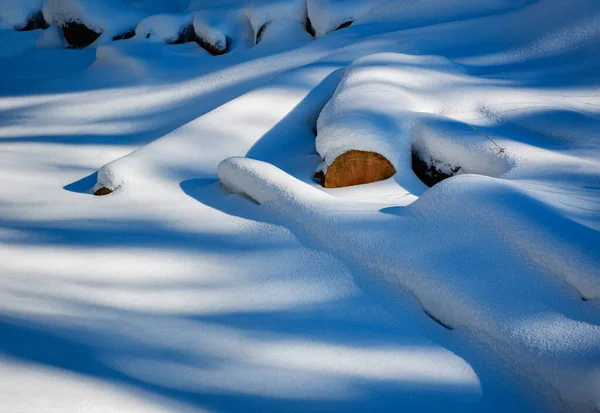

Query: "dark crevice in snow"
left=168, top=24, right=197, bottom=44
left=16, top=11, right=49, bottom=31
left=255, top=22, right=268, bottom=44
left=334, top=20, right=354, bottom=32
left=313, top=170, right=325, bottom=184
left=113, top=30, right=136, bottom=41
left=62, top=21, right=102, bottom=49
left=412, top=150, right=462, bottom=187
left=423, top=308, right=454, bottom=330
left=305, top=16, right=316, bottom=37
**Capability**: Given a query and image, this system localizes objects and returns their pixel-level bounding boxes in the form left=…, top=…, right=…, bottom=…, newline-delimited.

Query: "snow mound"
left=218, top=156, right=600, bottom=413
left=245, top=0, right=308, bottom=43
left=315, top=51, right=600, bottom=190
left=254, top=19, right=313, bottom=46
left=135, top=13, right=194, bottom=43
left=219, top=157, right=330, bottom=207
left=192, top=12, right=229, bottom=53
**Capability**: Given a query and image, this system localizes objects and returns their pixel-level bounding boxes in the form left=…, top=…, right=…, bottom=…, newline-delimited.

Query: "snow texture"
left=1, top=0, right=600, bottom=412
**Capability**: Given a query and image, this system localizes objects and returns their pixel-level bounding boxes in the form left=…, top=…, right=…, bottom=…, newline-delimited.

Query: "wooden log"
left=94, top=187, right=113, bottom=196
left=316, top=150, right=396, bottom=188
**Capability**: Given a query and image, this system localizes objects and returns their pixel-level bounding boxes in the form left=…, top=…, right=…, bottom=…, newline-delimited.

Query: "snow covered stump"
left=315, top=150, right=396, bottom=188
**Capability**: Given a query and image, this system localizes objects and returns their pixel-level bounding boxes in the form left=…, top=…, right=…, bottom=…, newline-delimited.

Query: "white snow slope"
left=0, top=0, right=599, bottom=412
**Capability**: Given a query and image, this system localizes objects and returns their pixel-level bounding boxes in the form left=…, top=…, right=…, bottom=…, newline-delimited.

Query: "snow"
left=1, top=0, right=599, bottom=412
left=245, top=0, right=307, bottom=40
left=192, top=12, right=228, bottom=51
left=135, top=13, right=193, bottom=43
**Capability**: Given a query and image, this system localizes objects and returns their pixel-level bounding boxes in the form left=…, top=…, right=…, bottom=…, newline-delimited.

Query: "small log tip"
left=319, top=150, right=396, bottom=188
left=94, top=187, right=113, bottom=196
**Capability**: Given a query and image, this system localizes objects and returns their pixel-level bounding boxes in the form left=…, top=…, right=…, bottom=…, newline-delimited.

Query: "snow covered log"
left=0, top=0, right=46, bottom=30
left=314, top=53, right=515, bottom=188
left=136, top=14, right=194, bottom=44
left=16, top=10, right=48, bottom=31
left=193, top=14, right=230, bottom=55
left=42, top=0, right=145, bottom=47
left=315, top=150, right=396, bottom=188
left=246, top=0, right=312, bottom=44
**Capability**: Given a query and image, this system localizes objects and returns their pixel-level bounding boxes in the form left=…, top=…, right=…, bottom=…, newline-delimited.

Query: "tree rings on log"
left=316, top=150, right=396, bottom=188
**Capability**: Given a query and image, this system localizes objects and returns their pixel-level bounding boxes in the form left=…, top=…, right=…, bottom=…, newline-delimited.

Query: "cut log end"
left=317, top=150, right=396, bottom=188
left=94, top=187, right=113, bottom=196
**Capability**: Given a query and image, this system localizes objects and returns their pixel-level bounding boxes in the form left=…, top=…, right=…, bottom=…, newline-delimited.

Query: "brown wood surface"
left=94, top=187, right=113, bottom=196
left=321, top=150, right=396, bottom=188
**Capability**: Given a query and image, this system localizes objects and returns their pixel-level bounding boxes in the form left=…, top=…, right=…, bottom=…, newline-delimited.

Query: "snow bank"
left=218, top=156, right=600, bottom=413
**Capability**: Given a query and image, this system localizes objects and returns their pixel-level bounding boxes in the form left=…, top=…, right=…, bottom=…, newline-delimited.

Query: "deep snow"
left=1, top=0, right=599, bottom=412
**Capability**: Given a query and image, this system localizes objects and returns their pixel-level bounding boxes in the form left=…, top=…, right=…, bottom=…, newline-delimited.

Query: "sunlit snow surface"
left=1, top=0, right=599, bottom=412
